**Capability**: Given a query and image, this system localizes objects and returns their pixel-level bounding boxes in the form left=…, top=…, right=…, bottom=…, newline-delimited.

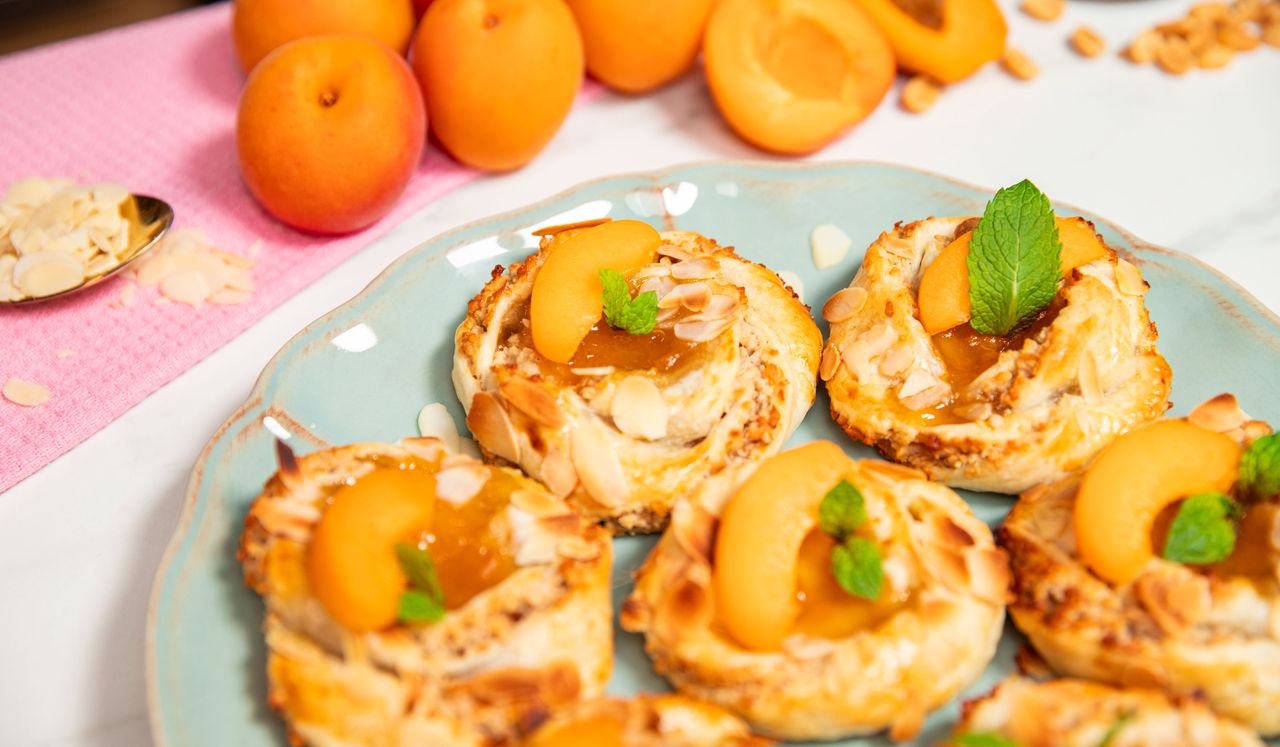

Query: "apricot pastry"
left=520, top=694, right=771, bottom=747
left=621, top=441, right=1009, bottom=741
left=238, top=437, right=613, bottom=746
left=953, top=676, right=1265, bottom=746
left=453, top=220, right=821, bottom=533
left=822, top=188, right=1171, bottom=493
left=1000, top=394, right=1280, bottom=735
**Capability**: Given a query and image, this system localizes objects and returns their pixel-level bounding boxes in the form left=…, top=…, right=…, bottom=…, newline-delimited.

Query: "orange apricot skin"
left=530, top=220, right=661, bottom=363
left=917, top=217, right=1110, bottom=334
left=412, top=0, right=584, bottom=171
left=1074, top=419, right=1242, bottom=586
left=565, top=0, right=715, bottom=94
left=849, top=0, right=1006, bottom=83
left=525, top=714, right=625, bottom=747
left=714, top=441, right=858, bottom=651
left=704, top=0, right=896, bottom=155
left=232, top=0, right=415, bottom=73
left=305, top=468, right=436, bottom=632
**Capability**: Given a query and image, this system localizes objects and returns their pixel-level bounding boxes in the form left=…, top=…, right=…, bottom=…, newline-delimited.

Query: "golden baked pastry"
left=954, top=676, right=1265, bottom=746
left=238, top=437, right=613, bottom=746
left=822, top=210, right=1171, bottom=493
left=1001, top=394, right=1280, bottom=735
left=621, top=441, right=1009, bottom=741
left=521, top=694, right=771, bottom=746
left=453, top=219, right=821, bottom=533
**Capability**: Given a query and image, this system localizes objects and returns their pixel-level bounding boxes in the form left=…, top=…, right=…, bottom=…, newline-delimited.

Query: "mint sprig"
left=394, top=543, right=445, bottom=624
left=951, top=734, right=1024, bottom=747
left=967, top=180, right=1062, bottom=336
left=818, top=478, right=883, bottom=601
left=600, top=268, right=658, bottom=335
left=1239, top=432, right=1280, bottom=501
left=1162, top=492, right=1240, bottom=565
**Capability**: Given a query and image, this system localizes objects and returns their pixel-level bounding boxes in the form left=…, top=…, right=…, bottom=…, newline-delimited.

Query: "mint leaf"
left=1162, top=492, right=1240, bottom=565
left=398, top=590, right=445, bottom=624
left=1239, top=432, right=1280, bottom=501
left=831, top=536, right=882, bottom=600
left=951, top=734, right=1024, bottom=747
left=1097, top=712, right=1135, bottom=747
left=599, top=268, right=658, bottom=335
left=967, top=180, right=1062, bottom=336
left=819, top=479, right=868, bottom=539
left=395, top=543, right=446, bottom=624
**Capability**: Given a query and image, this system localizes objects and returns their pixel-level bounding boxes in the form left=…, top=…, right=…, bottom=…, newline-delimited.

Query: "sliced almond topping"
left=879, top=343, right=915, bottom=376
left=1114, top=258, right=1148, bottom=295
left=899, top=369, right=940, bottom=400
left=1078, top=350, right=1102, bottom=404
left=500, top=378, right=565, bottom=428
left=510, top=488, right=569, bottom=518
left=700, top=292, right=740, bottom=319
left=466, top=392, right=521, bottom=463
left=1134, top=565, right=1210, bottom=636
left=822, top=287, right=868, bottom=323
left=540, top=448, right=578, bottom=498
left=953, top=401, right=994, bottom=422
left=658, top=281, right=711, bottom=311
left=434, top=464, right=489, bottom=505
left=571, top=420, right=628, bottom=507
left=569, top=366, right=615, bottom=377
left=861, top=460, right=927, bottom=482
left=819, top=343, right=841, bottom=381
left=671, top=500, right=717, bottom=566
left=924, top=544, right=970, bottom=593
left=556, top=535, right=601, bottom=562
left=507, top=505, right=558, bottom=566
left=656, top=241, right=694, bottom=260
left=636, top=274, right=675, bottom=299
left=610, top=376, right=668, bottom=440
left=810, top=223, right=852, bottom=268
left=669, top=257, right=718, bottom=280
left=2, top=377, right=50, bottom=407
left=1188, top=393, right=1247, bottom=433
left=838, top=339, right=875, bottom=381
left=965, top=547, right=1012, bottom=605
left=674, top=316, right=734, bottom=343
left=861, top=323, right=897, bottom=357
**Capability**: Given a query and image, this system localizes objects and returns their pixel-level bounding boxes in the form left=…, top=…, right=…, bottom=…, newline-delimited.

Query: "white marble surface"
left=3, top=2, right=1279, bottom=744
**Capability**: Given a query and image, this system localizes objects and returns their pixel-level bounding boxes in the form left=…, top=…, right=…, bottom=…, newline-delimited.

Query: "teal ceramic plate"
left=147, top=161, right=1280, bottom=746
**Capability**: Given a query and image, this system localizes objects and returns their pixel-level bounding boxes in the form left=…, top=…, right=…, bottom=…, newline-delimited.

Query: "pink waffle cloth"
left=0, top=4, right=599, bottom=492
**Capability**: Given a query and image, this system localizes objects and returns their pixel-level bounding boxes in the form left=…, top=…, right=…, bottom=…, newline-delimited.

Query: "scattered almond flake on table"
left=417, top=402, right=481, bottom=457
left=0, top=177, right=133, bottom=301
left=3, top=377, right=50, bottom=407
left=109, top=282, right=136, bottom=309
left=811, top=224, right=852, bottom=269
left=127, top=227, right=256, bottom=308
left=55, top=349, right=74, bottom=359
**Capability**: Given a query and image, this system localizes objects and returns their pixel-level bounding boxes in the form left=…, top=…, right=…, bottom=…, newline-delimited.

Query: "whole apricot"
left=412, top=0, right=584, bottom=171
left=231, top=0, right=415, bottom=73
left=849, top=0, right=1006, bottom=83
left=704, top=0, right=896, bottom=155
left=564, top=0, right=715, bottom=93
left=236, top=35, right=426, bottom=234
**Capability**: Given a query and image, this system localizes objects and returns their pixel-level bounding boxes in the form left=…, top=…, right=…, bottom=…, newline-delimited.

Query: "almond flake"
left=810, top=223, right=852, bottom=268
left=670, top=258, right=718, bottom=280
left=110, top=282, right=137, bottom=309
left=569, top=366, right=615, bottom=377
left=507, top=506, right=558, bottom=566
left=539, top=448, right=578, bottom=498
left=466, top=392, right=521, bottom=463
left=135, top=254, right=174, bottom=286
left=1078, top=351, right=1102, bottom=404
left=434, top=464, right=489, bottom=505
left=500, top=378, right=565, bottom=428
left=417, top=402, right=464, bottom=452
left=674, top=316, right=734, bottom=343
left=571, top=419, right=628, bottom=507
left=965, top=547, right=1011, bottom=605
left=2, top=377, right=50, bottom=407
left=838, top=340, right=875, bottom=381
left=1187, top=393, right=1247, bottom=433
left=1114, top=259, right=1148, bottom=295
left=819, top=343, right=841, bottom=381
left=159, top=270, right=211, bottom=307
left=879, top=344, right=915, bottom=376
left=14, top=251, right=84, bottom=297
left=658, top=281, right=711, bottom=311
left=610, top=376, right=668, bottom=440
left=557, top=535, right=600, bottom=561
left=860, top=323, right=896, bottom=356
left=822, top=287, right=868, bottom=323
left=510, top=488, right=569, bottom=518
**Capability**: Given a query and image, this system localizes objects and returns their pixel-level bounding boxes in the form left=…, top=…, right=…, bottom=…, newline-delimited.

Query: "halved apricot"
left=525, top=714, right=625, bottom=747
left=713, top=441, right=858, bottom=651
left=848, top=0, right=1007, bottom=83
left=306, top=467, right=436, bottom=632
left=564, top=0, right=715, bottom=93
left=529, top=219, right=660, bottom=363
left=917, top=217, right=1110, bottom=334
left=1074, top=420, right=1242, bottom=586
left=703, top=0, right=895, bottom=155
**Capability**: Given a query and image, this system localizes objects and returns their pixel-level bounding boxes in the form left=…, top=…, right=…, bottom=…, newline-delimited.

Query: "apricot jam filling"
left=793, top=530, right=911, bottom=639
left=526, top=714, right=625, bottom=747
left=1151, top=501, right=1277, bottom=585
left=305, top=455, right=517, bottom=631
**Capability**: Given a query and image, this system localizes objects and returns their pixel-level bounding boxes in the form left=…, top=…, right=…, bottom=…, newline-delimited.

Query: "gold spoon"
left=0, top=194, right=174, bottom=306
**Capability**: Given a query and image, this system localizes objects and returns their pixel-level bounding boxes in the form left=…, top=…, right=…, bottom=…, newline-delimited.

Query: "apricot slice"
left=530, top=220, right=660, bottom=363
left=714, top=441, right=858, bottom=651
left=848, top=0, right=1007, bottom=83
left=306, top=467, right=436, bottom=632
left=917, top=217, right=1110, bottom=334
left=565, top=0, right=715, bottom=93
left=703, top=0, right=895, bottom=155
left=1074, top=420, right=1242, bottom=586
left=525, top=714, right=625, bottom=747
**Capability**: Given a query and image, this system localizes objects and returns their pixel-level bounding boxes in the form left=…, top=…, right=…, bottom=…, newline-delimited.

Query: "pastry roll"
left=1001, top=394, right=1280, bottom=734
left=822, top=211, right=1170, bottom=493
left=521, top=695, right=771, bottom=746
left=238, top=437, right=613, bottom=746
left=954, top=676, right=1264, bottom=746
left=453, top=219, right=821, bottom=533
left=621, top=441, right=1008, bottom=741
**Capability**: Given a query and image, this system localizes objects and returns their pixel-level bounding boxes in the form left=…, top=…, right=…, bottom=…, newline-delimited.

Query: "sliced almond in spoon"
left=13, top=251, right=84, bottom=297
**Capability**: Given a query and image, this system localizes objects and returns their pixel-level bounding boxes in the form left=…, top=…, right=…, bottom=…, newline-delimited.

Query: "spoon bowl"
left=1, top=193, right=174, bottom=306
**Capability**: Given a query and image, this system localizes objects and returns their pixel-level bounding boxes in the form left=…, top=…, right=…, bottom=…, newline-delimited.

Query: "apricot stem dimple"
left=319, top=90, right=338, bottom=107
left=484, top=14, right=500, bottom=29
